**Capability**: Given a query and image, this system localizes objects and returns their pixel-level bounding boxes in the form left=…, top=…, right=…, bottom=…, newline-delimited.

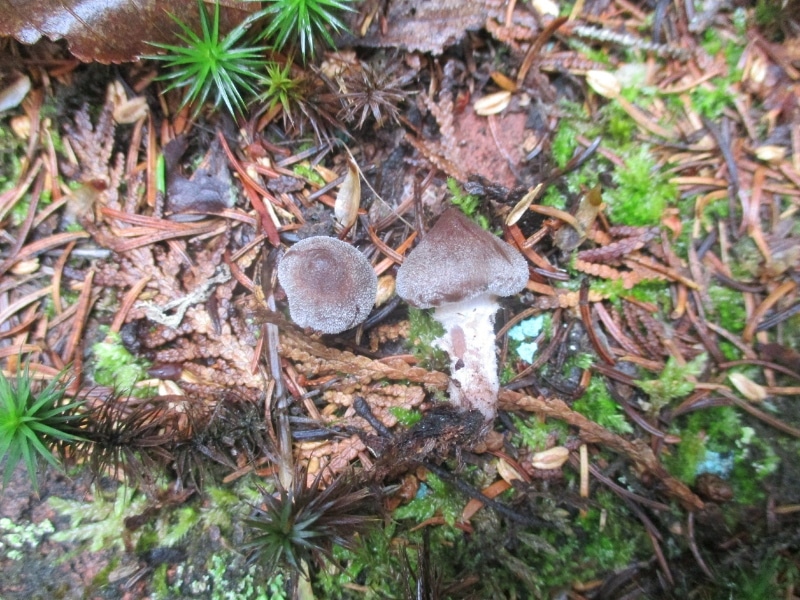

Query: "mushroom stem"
left=432, top=294, right=501, bottom=422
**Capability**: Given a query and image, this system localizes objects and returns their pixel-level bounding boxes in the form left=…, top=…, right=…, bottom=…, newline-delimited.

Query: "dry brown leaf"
left=334, top=159, right=361, bottom=231
left=0, top=0, right=256, bottom=63
left=728, top=373, right=768, bottom=402
left=351, top=0, right=511, bottom=55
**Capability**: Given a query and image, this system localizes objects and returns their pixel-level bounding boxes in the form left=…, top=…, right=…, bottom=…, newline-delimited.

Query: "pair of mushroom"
left=278, top=208, right=529, bottom=423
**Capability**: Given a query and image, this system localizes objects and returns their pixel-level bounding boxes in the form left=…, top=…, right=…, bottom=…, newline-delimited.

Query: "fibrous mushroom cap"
left=396, top=208, right=529, bottom=308
left=277, top=236, right=378, bottom=334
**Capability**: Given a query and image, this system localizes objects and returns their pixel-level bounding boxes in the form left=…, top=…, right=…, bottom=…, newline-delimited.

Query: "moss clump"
left=637, top=354, right=706, bottom=414
left=388, top=406, right=422, bottom=427
left=665, top=406, right=778, bottom=503
left=394, top=473, right=463, bottom=528
left=512, top=413, right=569, bottom=451
left=707, top=284, right=746, bottom=333
left=406, top=307, right=447, bottom=371
left=91, top=329, right=151, bottom=392
left=690, top=78, right=737, bottom=120
left=577, top=491, right=644, bottom=573
left=293, top=163, right=326, bottom=186
left=447, top=178, right=489, bottom=229
left=315, top=524, right=406, bottom=599
left=605, top=147, right=675, bottom=226
left=551, top=123, right=580, bottom=169
left=573, top=377, right=633, bottom=435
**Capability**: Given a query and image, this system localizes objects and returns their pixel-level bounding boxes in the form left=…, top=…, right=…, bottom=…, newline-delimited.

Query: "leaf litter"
left=1, top=0, right=800, bottom=596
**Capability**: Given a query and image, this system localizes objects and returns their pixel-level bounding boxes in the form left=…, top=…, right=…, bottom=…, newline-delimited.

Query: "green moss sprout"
left=0, top=364, right=85, bottom=493
left=146, top=0, right=267, bottom=116
left=257, top=0, right=355, bottom=61
left=446, top=178, right=489, bottom=228
left=259, top=60, right=305, bottom=126
left=388, top=406, right=422, bottom=427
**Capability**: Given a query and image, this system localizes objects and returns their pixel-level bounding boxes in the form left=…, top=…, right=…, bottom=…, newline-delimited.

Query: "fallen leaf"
left=334, top=159, right=361, bottom=231
left=474, top=90, right=512, bottom=116
left=729, top=372, right=768, bottom=402
left=0, top=0, right=257, bottom=63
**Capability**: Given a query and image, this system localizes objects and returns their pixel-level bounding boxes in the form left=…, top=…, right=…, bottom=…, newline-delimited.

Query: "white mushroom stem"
left=431, top=294, right=501, bottom=422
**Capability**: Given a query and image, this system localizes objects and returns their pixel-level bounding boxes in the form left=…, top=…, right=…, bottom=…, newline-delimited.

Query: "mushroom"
left=395, top=208, right=529, bottom=422
left=277, top=236, right=378, bottom=334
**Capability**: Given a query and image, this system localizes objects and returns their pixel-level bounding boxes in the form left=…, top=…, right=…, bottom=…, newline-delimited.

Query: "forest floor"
left=1, top=0, right=799, bottom=598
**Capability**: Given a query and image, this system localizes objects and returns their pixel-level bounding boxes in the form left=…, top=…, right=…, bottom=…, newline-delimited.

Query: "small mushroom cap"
left=396, top=208, right=529, bottom=308
left=277, top=236, right=378, bottom=334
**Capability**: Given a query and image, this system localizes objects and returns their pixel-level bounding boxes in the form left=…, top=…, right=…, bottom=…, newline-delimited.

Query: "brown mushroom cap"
left=396, top=208, right=529, bottom=308
left=277, top=236, right=378, bottom=334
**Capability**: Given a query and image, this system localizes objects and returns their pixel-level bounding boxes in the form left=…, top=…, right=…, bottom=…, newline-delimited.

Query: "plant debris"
left=1, top=0, right=800, bottom=597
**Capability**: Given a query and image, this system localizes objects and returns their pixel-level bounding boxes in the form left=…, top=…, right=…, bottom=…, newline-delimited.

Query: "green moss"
left=755, top=0, right=784, bottom=31
left=587, top=278, right=627, bottom=302
left=388, top=406, right=422, bottom=427
left=707, top=284, right=746, bottom=333
left=566, top=39, right=612, bottom=66
left=315, top=524, right=407, bottom=599
left=697, top=193, right=731, bottom=230
left=200, top=552, right=274, bottom=600
left=50, top=485, right=147, bottom=553
left=665, top=423, right=707, bottom=483
left=499, top=361, right=516, bottom=385
left=605, top=146, right=675, bottom=226
left=604, top=102, right=637, bottom=144
left=90, top=328, right=151, bottom=392
left=0, top=517, right=55, bottom=561
left=394, top=473, right=463, bottom=529
left=728, top=555, right=790, bottom=599
left=665, top=405, right=779, bottom=503
left=152, top=563, right=170, bottom=597
left=293, top=163, right=326, bottom=186
left=90, top=557, right=119, bottom=588
left=552, top=123, right=579, bottom=169
left=406, top=307, right=447, bottom=370
left=447, top=178, right=489, bottom=229
left=578, top=491, right=643, bottom=572
left=10, top=189, right=53, bottom=227
left=690, top=78, right=737, bottom=120
left=157, top=505, right=201, bottom=547
left=0, top=128, right=25, bottom=196
left=636, top=354, right=706, bottom=414
left=541, top=183, right=568, bottom=209
left=588, top=277, right=673, bottom=307
left=573, top=377, right=634, bottom=435
left=512, top=413, right=568, bottom=451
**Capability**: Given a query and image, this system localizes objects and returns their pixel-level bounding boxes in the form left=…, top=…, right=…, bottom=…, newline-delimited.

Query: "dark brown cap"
left=277, top=236, right=377, bottom=334
left=396, top=208, right=529, bottom=308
